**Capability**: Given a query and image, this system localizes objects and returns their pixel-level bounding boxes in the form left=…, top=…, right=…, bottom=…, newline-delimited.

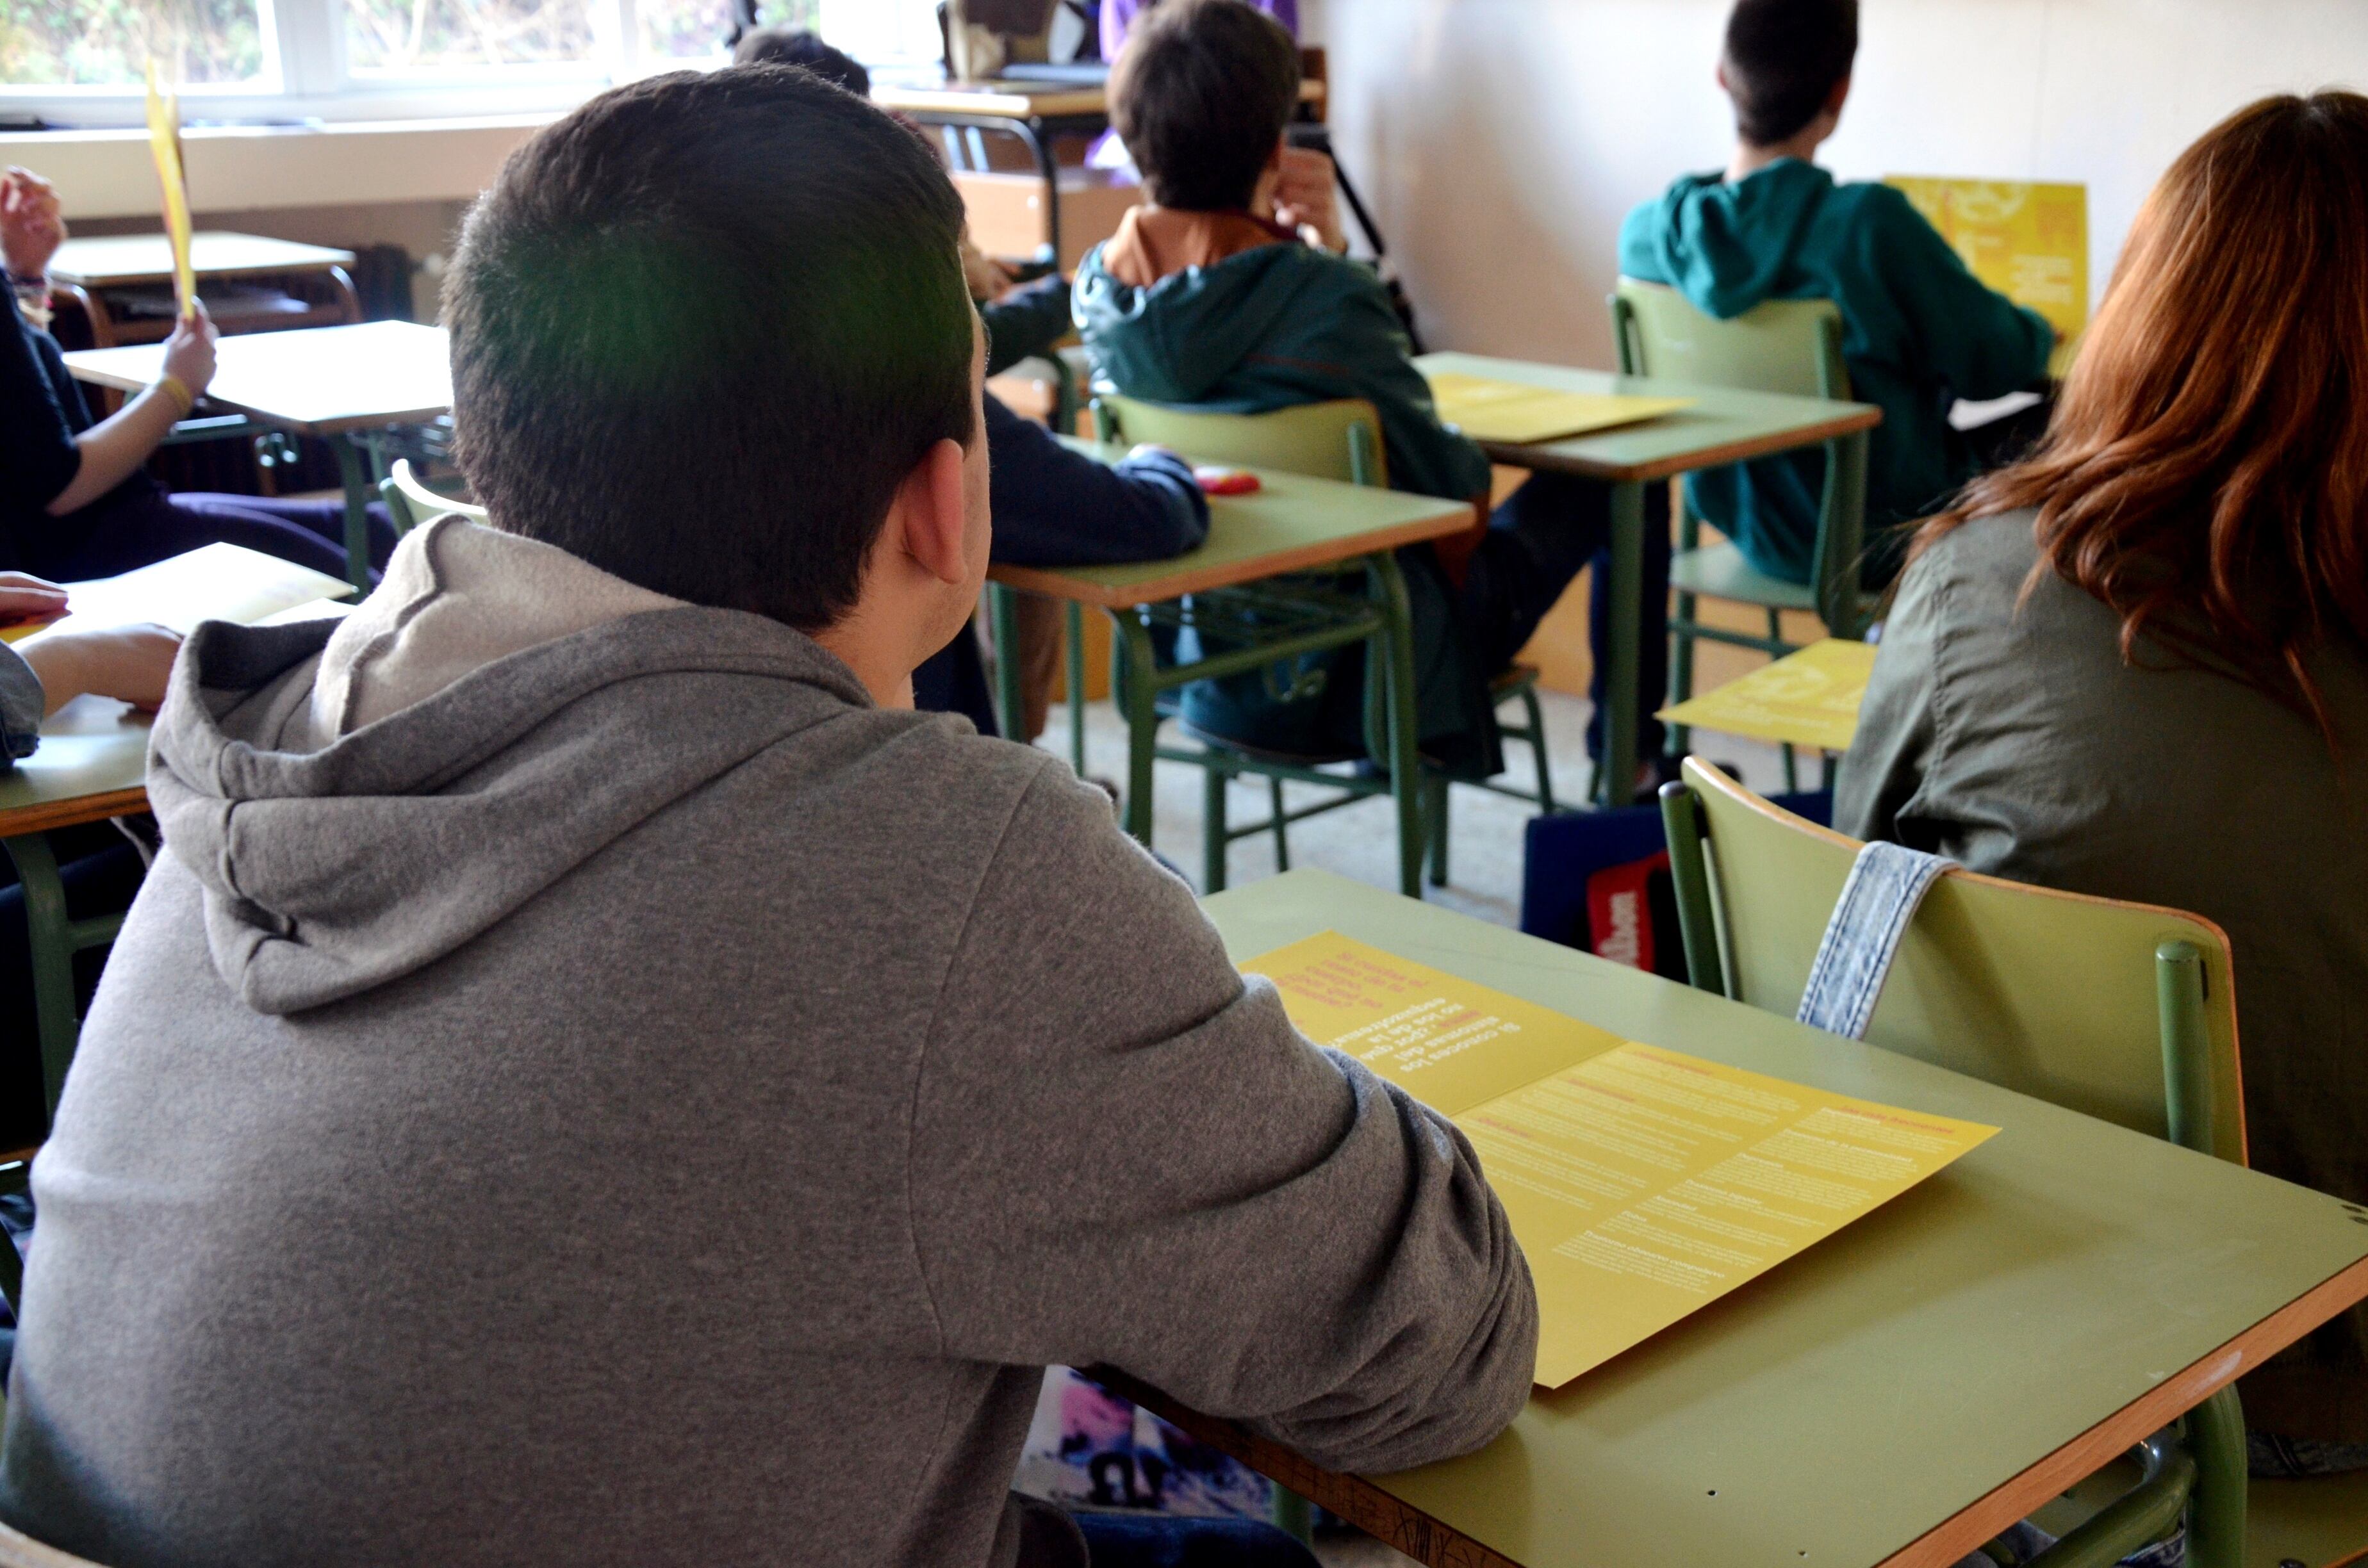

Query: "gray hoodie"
left=0, top=521, right=1536, bottom=1567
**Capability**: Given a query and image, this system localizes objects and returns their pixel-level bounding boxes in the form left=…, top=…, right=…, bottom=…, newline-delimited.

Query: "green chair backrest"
left=1095, top=395, right=1388, bottom=489
left=1669, top=757, right=2246, bottom=1165
left=1611, top=277, right=1849, bottom=400
left=386, top=459, right=488, bottom=530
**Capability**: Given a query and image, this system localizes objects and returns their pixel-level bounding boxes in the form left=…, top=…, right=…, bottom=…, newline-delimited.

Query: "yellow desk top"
left=1657, top=638, right=1879, bottom=754
left=63, top=320, right=451, bottom=437
left=1169, top=869, right=2368, bottom=1568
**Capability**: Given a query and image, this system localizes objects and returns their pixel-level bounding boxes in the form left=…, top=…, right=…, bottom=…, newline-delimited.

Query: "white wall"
left=1303, top=0, right=2368, bottom=368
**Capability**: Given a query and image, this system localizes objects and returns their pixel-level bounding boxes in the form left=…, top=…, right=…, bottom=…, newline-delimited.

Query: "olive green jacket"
left=1837, top=509, right=2368, bottom=1441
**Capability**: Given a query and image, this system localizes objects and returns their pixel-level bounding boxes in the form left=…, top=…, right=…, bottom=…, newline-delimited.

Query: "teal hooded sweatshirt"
left=1618, top=159, right=2053, bottom=585
left=1076, top=238, right=1507, bottom=773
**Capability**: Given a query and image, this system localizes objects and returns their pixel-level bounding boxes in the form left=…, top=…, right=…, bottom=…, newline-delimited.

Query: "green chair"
left=1611, top=279, right=1874, bottom=790
left=1087, top=394, right=1555, bottom=892
left=379, top=458, right=486, bottom=532
left=1657, top=757, right=2253, bottom=1568
left=1037, top=395, right=1426, bottom=894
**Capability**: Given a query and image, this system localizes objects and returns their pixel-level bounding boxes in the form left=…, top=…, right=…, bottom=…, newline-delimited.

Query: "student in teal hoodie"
left=1620, top=0, right=2055, bottom=586
left=1076, top=0, right=1670, bottom=784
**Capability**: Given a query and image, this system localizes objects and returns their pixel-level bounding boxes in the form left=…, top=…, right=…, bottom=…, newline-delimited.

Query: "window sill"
left=0, top=112, right=571, bottom=220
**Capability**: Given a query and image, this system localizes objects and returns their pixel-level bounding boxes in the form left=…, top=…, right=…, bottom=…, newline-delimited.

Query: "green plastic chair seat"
left=1665, top=540, right=1819, bottom=614
left=2247, top=1473, right=2368, bottom=1568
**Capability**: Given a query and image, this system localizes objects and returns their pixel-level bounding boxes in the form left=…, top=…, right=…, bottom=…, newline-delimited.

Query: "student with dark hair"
left=0, top=64, right=1536, bottom=1568
left=1620, top=0, right=2053, bottom=587
left=1840, top=92, right=2368, bottom=1472
left=729, top=23, right=869, bottom=89
left=1, top=167, right=397, bottom=585
left=1077, top=0, right=1672, bottom=787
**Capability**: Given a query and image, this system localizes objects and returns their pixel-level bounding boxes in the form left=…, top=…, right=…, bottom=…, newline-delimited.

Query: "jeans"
left=1073, top=1512, right=1322, bottom=1568
left=1469, top=471, right=1672, bottom=762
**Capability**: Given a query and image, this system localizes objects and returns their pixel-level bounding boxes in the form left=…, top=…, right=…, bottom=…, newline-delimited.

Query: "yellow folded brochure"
left=1887, top=176, right=2086, bottom=378
left=1242, top=932, right=1996, bottom=1387
left=1424, top=371, right=1694, bottom=445
left=145, top=63, right=197, bottom=321
left=4, top=544, right=354, bottom=645
left=1656, top=637, right=1879, bottom=754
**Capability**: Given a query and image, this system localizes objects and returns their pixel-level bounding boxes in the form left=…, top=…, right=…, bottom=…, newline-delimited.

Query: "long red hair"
left=1916, top=91, right=2368, bottom=740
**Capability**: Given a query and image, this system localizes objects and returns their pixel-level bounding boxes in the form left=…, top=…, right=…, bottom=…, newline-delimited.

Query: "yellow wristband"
left=154, top=375, right=195, bottom=418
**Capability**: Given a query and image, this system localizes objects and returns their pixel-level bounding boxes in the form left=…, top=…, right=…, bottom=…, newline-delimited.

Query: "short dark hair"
left=1110, top=0, right=1299, bottom=211
left=445, top=67, right=974, bottom=633
left=730, top=26, right=869, bottom=95
left=1722, top=0, right=1859, bottom=147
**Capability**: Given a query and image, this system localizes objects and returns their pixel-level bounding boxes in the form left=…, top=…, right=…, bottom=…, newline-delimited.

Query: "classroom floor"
left=1038, top=688, right=1802, bottom=921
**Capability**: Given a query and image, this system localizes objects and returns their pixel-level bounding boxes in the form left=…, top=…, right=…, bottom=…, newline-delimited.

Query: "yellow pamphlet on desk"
left=1, top=544, right=352, bottom=646
left=1657, top=637, right=1878, bottom=754
left=1425, top=371, right=1694, bottom=445
left=1887, top=176, right=2086, bottom=379
left=1242, top=932, right=1996, bottom=1387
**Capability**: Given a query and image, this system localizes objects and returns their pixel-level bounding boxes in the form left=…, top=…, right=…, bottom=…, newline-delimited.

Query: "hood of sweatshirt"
left=146, top=546, right=887, bottom=1018
left=1628, top=158, right=1835, bottom=321
left=1074, top=228, right=1360, bottom=404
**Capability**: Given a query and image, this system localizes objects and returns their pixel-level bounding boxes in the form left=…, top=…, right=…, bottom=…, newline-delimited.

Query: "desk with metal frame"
left=986, top=445, right=1473, bottom=896
left=64, top=321, right=453, bottom=596
left=1158, top=866, right=2368, bottom=1568
left=1413, top=351, right=1882, bottom=808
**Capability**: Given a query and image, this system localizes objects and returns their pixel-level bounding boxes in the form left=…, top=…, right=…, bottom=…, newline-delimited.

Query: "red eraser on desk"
left=1193, top=465, right=1262, bottom=495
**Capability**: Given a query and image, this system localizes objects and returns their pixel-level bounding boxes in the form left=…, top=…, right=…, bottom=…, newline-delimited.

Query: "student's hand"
left=0, top=573, right=69, bottom=626
left=960, top=234, right=1017, bottom=303
left=0, top=166, right=67, bottom=281
left=22, top=624, right=183, bottom=716
left=161, top=300, right=218, bottom=397
left=1273, top=146, right=1346, bottom=254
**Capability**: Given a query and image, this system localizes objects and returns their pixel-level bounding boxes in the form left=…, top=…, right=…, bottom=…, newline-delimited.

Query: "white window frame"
left=0, top=0, right=937, bottom=129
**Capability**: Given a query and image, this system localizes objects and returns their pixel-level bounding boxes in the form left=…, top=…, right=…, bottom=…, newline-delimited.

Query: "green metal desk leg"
left=1111, top=610, right=1161, bottom=848
left=2183, top=1382, right=2247, bottom=1568
left=1269, top=1484, right=1313, bottom=1546
left=333, top=435, right=377, bottom=597
left=1599, top=480, right=1648, bottom=809
left=1366, top=551, right=1424, bottom=899
left=987, top=582, right=1026, bottom=745
left=4, top=832, right=126, bottom=1126
left=1065, top=600, right=1087, bottom=774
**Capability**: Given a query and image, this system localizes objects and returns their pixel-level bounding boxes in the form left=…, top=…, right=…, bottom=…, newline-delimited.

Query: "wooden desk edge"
left=1480, top=404, right=1883, bottom=483
left=0, top=785, right=150, bottom=840
left=987, top=506, right=1476, bottom=609
left=1108, top=1250, right=2368, bottom=1568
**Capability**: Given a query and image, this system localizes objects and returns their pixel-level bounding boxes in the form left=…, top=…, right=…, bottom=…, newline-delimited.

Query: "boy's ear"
left=897, top=437, right=973, bottom=587
left=1825, top=72, right=1852, bottom=116
left=1714, top=60, right=1730, bottom=95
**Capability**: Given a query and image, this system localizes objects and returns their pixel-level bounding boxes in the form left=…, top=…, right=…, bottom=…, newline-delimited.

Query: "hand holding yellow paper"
left=144, top=64, right=196, bottom=321
left=1425, top=371, right=1693, bottom=445
left=1657, top=637, right=1879, bottom=754
left=1244, top=933, right=1996, bottom=1386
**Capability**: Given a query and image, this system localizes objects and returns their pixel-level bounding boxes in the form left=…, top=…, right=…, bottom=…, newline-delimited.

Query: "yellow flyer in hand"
left=144, top=63, right=197, bottom=320
left=1244, top=932, right=1997, bottom=1387
left=1888, top=177, right=2085, bottom=376
left=1656, top=637, right=1879, bottom=754
left=1425, top=371, right=1693, bottom=445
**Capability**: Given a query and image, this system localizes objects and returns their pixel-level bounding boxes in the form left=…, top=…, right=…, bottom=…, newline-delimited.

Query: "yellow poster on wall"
left=1887, top=176, right=2086, bottom=377
left=144, top=62, right=197, bottom=320
left=1243, top=931, right=1998, bottom=1387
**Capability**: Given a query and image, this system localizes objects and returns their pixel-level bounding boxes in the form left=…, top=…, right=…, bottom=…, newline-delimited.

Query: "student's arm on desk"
left=1870, top=185, right=2057, bottom=398
left=984, top=396, right=1210, bottom=566
left=912, top=762, right=1538, bottom=1471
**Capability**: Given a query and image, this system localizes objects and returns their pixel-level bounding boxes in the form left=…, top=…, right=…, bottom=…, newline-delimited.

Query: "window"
left=344, top=0, right=600, bottom=76
left=3, top=0, right=274, bottom=88
left=0, top=0, right=935, bottom=125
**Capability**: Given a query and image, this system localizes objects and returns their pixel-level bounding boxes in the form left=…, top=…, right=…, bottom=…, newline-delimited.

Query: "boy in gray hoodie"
left=0, top=64, right=1535, bottom=1568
